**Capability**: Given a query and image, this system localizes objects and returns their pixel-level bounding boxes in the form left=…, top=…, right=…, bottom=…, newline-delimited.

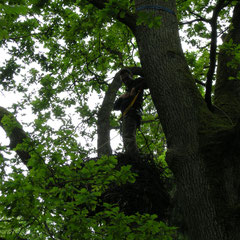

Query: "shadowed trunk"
left=212, top=3, right=240, bottom=239
left=133, top=0, right=240, bottom=239
left=214, top=2, right=240, bottom=123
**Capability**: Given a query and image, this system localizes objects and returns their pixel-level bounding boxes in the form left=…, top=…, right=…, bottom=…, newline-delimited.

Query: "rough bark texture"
left=205, top=0, right=227, bottom=110
left=133, top=0, right=235, bottom=239
left=212, top=3, right=240, bottom=239
left=214, top=2, right=240, bottom=123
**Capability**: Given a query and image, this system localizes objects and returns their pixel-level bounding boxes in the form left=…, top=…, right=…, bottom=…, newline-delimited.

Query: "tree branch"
left=204, top=0, right=229, bottom=111
left=179, top=18, right=209, bottom=25
left=196, top=79, right=206, bottom=87
left=0, top=106, right=31, bottom=166
left=190, top=11, right=211, bottom=22
left=214, top=2, right=240, bottom=120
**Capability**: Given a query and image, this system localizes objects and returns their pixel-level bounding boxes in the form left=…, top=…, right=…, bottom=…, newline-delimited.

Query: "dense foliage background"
left=0, top=0, right=239, bottom=239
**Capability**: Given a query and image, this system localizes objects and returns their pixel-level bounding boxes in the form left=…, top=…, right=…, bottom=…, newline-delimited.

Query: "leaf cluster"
left=0, top=155, right=175, bottom=239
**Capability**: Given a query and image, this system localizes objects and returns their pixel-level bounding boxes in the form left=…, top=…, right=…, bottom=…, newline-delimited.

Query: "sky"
left=0, top=44, right=123, bottom=157
left=0, top=3, right=227, bottom=159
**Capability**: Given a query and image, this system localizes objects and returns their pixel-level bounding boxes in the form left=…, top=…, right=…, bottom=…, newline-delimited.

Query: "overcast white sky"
left=0, top=8, right=224, bottom=158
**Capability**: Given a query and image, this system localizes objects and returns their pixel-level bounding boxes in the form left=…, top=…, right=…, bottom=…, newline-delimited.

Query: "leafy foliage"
left=0, top=155, right=175, bottom=239
left=0, top=0, right=239, bottom=239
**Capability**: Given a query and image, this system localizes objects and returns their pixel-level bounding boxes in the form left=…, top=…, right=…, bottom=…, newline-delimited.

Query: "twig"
left=195, top=79, right=206, bottom=87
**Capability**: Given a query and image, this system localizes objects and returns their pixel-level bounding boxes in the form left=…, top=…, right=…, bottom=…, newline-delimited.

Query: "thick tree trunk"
left=213, top=3, right=240, bottom=239
left=89, top=0, right=240, bottom=238
left=133, top=0, right=231, bottom=239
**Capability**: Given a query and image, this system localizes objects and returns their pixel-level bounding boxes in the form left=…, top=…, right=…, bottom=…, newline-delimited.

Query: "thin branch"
left=188, top=11, right=211, bottom=23
left=139, top=128, right=152, bottom=154
left=205, top=0, right=229, bottom=111
left=179, top=11, right=211, bottom=26
left=43, top=221, right=56, bottom=240
left=195, top=79, right=206, bottom=87
left=197, top=27, right=230, bottom=51
left=179, top=18, right=209, bottom=26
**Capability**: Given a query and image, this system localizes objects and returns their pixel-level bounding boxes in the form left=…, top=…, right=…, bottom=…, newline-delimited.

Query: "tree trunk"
left=74, top=0, right=240, bottom=238
left=213, top=3, right=240, bottom=239
left=133, top=0, right=240, bottom=239
left=214, top=2, right=240, bottom=123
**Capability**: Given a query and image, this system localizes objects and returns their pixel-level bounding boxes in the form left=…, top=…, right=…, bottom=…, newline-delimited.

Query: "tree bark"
left=213, top=3, right=240, bottom=239
left=133, top=0, right=229, bottom=239
left=85, top=0, right=240, bottom=238
left=214, top=2, right=240, bottom=123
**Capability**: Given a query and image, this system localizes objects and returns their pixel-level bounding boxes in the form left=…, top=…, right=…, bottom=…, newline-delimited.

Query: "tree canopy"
left=0, top=0, right=240, bottom=239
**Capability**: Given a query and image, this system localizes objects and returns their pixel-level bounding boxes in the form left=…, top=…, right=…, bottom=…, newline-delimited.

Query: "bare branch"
left=205, top=0, right=231, bottom=111
left=179, top=18, right=209, bottom=26
left=188, top=11, right=211, bottom=23
left=179, top=10, right=211, bottom=26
